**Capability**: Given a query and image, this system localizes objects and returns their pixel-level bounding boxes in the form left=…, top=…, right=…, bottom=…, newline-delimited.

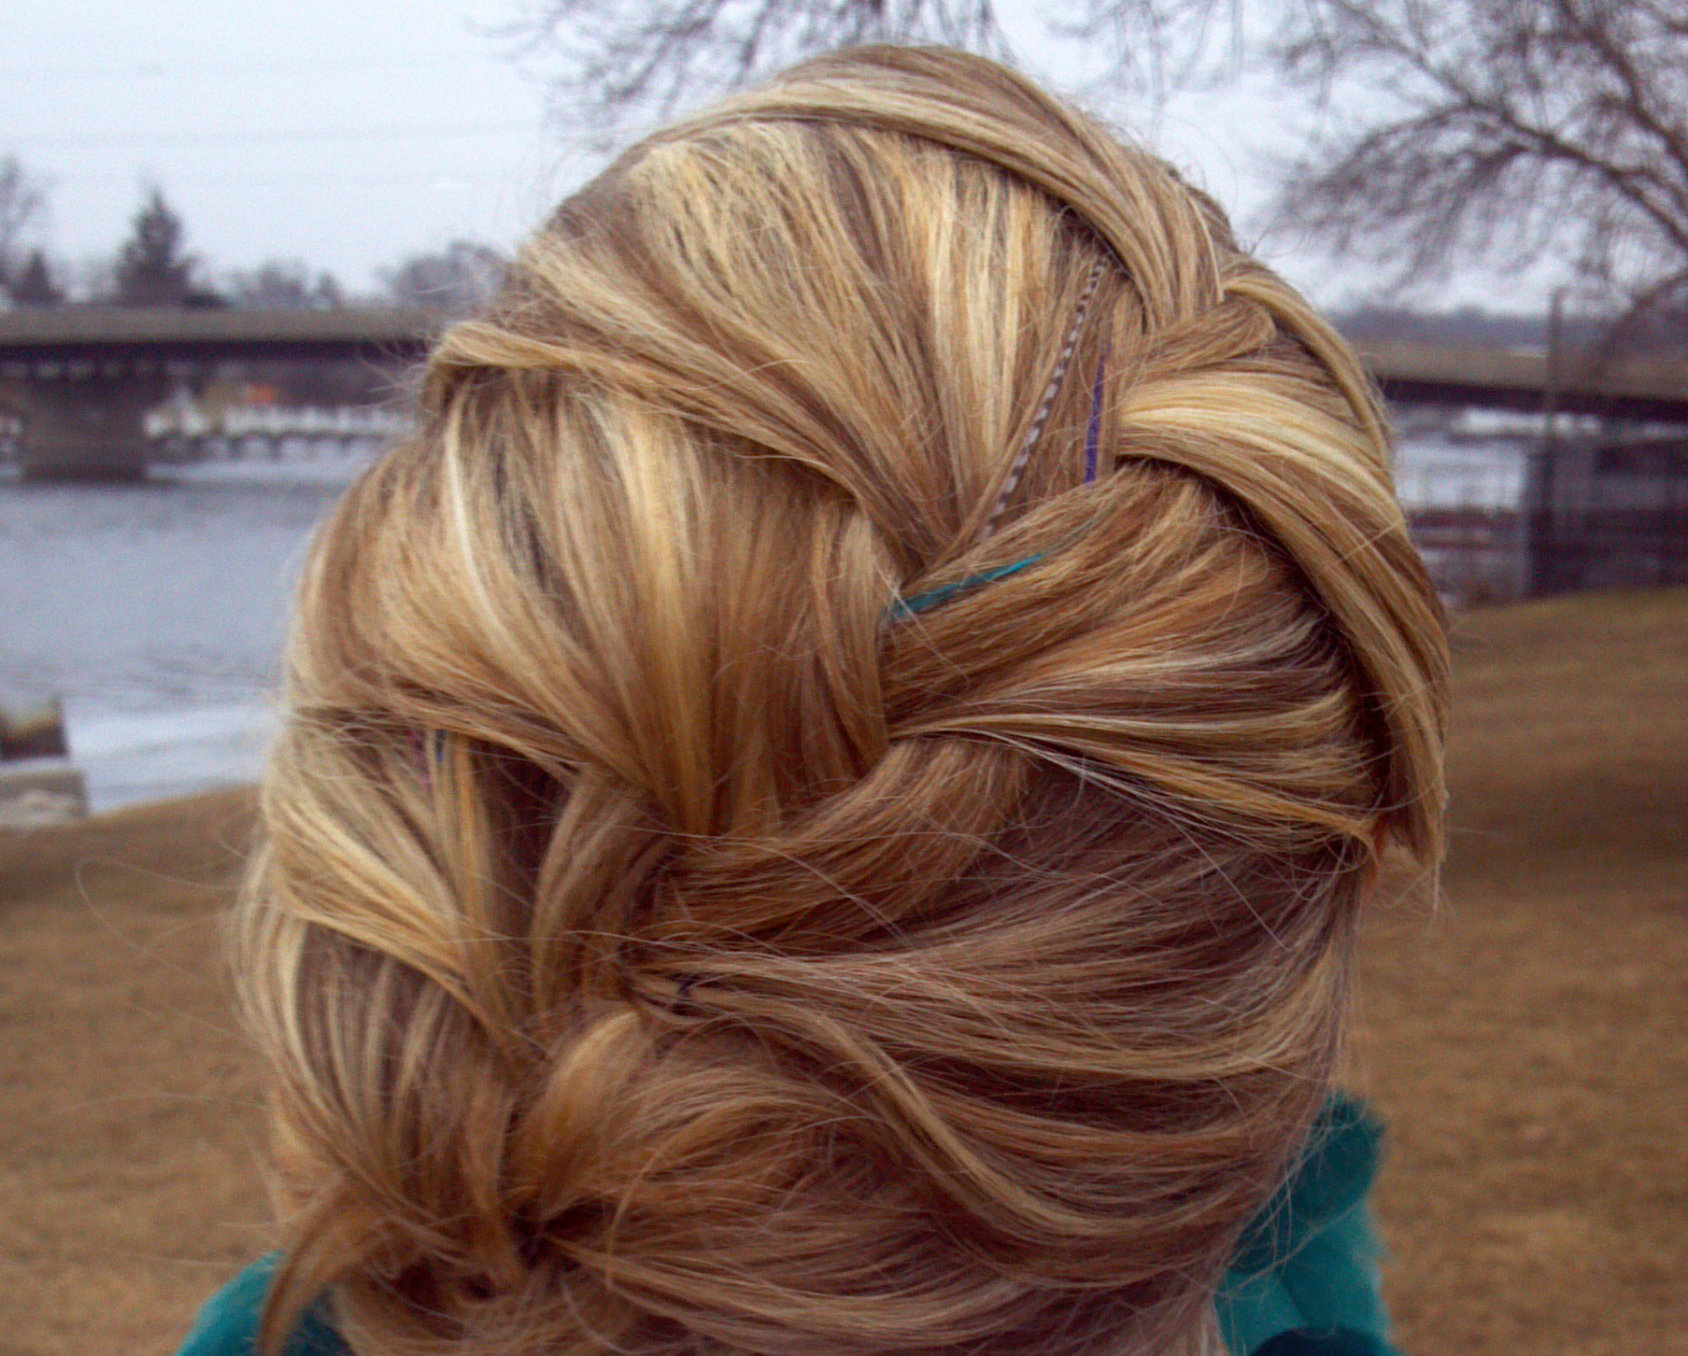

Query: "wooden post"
left=0, top=696, right=69, bottom=761
left=0, top=696, right=87, bottom=826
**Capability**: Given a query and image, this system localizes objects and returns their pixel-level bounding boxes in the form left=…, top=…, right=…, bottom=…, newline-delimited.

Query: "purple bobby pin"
left=409, top=729, right=432, bottom=783
left=1083, top=343, right=1110, bottom=484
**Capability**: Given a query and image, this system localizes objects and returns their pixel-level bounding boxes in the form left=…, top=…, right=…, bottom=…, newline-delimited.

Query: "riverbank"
left=2, top=588, right=1684, bottom=1356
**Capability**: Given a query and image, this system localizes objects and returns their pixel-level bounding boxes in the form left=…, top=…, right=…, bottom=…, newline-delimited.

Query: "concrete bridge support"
left=2, top=372, right=172, bottom=482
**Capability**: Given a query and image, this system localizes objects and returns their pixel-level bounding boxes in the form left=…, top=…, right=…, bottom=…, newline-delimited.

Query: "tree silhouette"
left=1272, top=0, right=1688, bottom=350
left=7, top=249, right=63, bottom=307
left=224, top=259, right=343, bottom=310
left=114, top=186, right=217, bottom=307
left=379, top=239, right=506, bottom=315
left=0, top=156, right=47, bottom=292
left=509, top=0, right=1688, bottom=345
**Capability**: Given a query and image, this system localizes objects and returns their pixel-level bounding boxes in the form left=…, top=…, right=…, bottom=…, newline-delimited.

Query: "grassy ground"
left=2, top=588, right=1684, bottom=1356
left=0, top=788, right=264, bottom=1356
left=1360, top=587, right=1688, bottom=1356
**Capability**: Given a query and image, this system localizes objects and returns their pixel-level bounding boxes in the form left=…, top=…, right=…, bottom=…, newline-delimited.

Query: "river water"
left=1, top=465, right=350, bottom=810
left=1, top=437, right=1525, bottom=812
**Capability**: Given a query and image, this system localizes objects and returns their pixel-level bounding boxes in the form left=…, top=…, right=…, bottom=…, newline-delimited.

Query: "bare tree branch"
left=508, top=0, right=1688, bottom=343
left=501, top=0, right=1021, bottom=151
left=1053, top=0, right=1240, bottom=105
left=1272, top=0, right=1688, bottom=339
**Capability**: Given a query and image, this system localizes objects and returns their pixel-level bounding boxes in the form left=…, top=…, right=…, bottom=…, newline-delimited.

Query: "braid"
left=237, top=44, right=1448, bottom=1356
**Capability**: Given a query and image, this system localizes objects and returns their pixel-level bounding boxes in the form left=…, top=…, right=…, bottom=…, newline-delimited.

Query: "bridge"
left=1352, top=338, right=1688, bottom=422
left=0, top=308, right=442, bottom=480
left=2, top=307, right=1687, bottom=480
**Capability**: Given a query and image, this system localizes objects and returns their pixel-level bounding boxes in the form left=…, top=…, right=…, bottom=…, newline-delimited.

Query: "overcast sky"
left=3, top=0, right=1547, bottom=310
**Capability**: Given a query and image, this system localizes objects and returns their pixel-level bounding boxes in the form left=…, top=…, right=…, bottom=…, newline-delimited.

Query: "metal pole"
left=1523, top=289, right=1566, bottom=597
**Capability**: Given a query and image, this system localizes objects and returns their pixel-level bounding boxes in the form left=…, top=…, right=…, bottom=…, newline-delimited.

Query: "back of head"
left=237, top=44, right=1448, bottom=1356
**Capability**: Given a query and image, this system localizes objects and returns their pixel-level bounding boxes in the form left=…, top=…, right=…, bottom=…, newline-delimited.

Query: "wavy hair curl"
left=235, top=44, right=1448, bottom=1356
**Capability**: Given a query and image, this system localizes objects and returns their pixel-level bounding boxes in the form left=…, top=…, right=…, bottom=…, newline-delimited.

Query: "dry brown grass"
left=0, top=789, right=268, bottom=1356
left=1358, top=587, right=1688, bottom=1356
left=1, top=587, right=1684, bottom=1356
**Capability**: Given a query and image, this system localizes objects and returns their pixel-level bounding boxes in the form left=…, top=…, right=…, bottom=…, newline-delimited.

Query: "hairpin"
left=1083, top=339, right=1110, bottom=484
left=885, top=551, right=1047, bottom=621
left=410, top=729, right=445, bottom=784
left=672, top=974, right=700, bottom=1015
left=887, top=259, right=1108, bottom=622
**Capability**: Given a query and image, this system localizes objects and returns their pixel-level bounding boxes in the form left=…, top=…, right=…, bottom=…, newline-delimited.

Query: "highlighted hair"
left=235, top=44, right=1448, bottom=1356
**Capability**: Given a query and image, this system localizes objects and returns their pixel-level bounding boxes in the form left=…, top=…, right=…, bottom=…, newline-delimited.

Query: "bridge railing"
left=143, top=403, right=413, bottom=441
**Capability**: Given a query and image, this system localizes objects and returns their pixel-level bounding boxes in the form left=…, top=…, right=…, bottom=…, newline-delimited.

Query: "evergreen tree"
left=114, top=186, right=216, bottom=306
left=0, top=156, right=46, bottom=293
left=7, top=249, right=63, bottom=307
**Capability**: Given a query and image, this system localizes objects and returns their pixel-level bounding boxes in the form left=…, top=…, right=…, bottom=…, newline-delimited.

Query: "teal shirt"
left=1214, top=1094, right=1397, bottom=1356
left=174, top=1255, right=346, bottom=1356
left=175, top=1096, right=1398, bottom=1356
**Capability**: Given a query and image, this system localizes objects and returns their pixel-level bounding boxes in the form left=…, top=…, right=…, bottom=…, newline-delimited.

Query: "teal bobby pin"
left=886, top=552, right=1046, bottom=621
left=883, top=257, right=1106, bottom=625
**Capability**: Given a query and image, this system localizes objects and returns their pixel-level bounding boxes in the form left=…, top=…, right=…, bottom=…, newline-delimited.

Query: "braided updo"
left=235, top=44, right=1448, bottom=1356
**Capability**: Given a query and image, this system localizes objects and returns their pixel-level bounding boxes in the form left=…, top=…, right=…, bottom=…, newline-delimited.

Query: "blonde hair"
left=235, top=45, right=1448, bottom=1356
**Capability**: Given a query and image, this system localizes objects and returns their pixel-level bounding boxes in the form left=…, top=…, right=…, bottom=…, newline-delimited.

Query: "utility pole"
left=1521, top=289, right=1566, bottom=597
